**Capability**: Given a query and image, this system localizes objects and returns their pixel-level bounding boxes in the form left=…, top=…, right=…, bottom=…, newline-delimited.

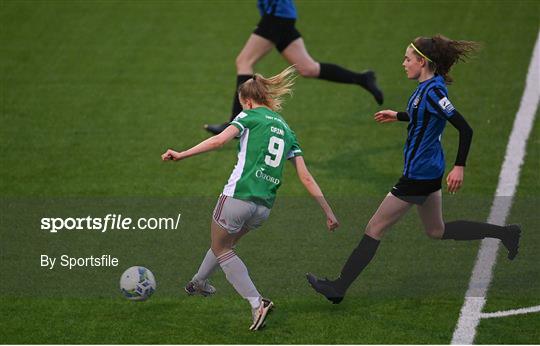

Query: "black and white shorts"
left=212, top=195, right=271, bottom=234
left=253, top=14, right=302, bottom=52
left=390, top=175, right=442, bottom=205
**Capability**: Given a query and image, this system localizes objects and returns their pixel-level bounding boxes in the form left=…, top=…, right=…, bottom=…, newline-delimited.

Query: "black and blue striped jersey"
left=402, top=75, right=458, bottom=179
left=257, top=0, right=297, bottom=19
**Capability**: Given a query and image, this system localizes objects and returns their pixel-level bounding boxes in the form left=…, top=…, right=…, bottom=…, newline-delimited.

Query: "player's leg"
left=281, top=37, right=384, bottom=105
left=187, top=195, right=234, bottom=296
left=307, top=193, right=412, bottom=303
left=236, top=34, right=275, bottom=75
left=211, top=219, right=262, bottom=309
left=210, top=197, right=273, bottom=330
left=443, top=217, right=521, bottom=260
left=416, top=189, right=445, bottom=239
left=204, top=34, right=274, bottom=135
left=186, top=247, right=219, bottom=296
left=187, top=226, right=252, bottom=295
left=187, top=193, right=255, bottom=295
left=280, top=38, right=320, bottom=77
left=334, top=194, right=412, bottom=287
left=230, top=34, right=274, bottom=116
left=212, top=219, right=272, bottom=331
left=417, top=190, right=521, bottom=259
left=228, top=203, right=274, bottom=331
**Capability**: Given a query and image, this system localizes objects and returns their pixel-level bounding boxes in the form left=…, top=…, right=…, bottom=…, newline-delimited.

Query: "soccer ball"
left=119, top=266, right=156, bottom=301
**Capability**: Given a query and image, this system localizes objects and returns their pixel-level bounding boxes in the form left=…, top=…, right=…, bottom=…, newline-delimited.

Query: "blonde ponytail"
left=238, top=65, right=297, bottom=111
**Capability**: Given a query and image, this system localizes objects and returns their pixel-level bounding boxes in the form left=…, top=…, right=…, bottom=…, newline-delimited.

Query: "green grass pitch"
left=1, top=0, right=539, bottom=343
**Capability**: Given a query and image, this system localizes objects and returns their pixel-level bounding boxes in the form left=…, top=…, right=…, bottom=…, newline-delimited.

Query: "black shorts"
left=253, top=14, right=302, bottom=52
left=390, top=175, right=442, bottom=205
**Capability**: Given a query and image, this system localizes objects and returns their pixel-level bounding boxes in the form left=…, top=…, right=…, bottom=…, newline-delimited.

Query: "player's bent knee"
left=211, top=242, right=231, bottom=257
left=296, top=63, right=319, bottom=78
left=365, top=223, right=384, bottom=239
left=211, top=246, right=230, bottom=257
left=425, top=228, right=444, bottom=239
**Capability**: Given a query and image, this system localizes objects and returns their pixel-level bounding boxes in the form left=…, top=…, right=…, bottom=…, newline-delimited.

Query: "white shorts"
left=212, top=195, right=271, bottom=234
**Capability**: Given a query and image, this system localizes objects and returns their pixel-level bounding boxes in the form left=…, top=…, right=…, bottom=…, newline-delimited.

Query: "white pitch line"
left=480, top=305, right=540, bottom=319
left=451, top=31, right=540, bottom=345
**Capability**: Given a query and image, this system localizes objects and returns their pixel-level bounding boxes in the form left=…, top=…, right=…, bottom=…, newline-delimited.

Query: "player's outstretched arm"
left=290, top=156, right=339, bottom=232
left=162, top=125, right=239, bottom=161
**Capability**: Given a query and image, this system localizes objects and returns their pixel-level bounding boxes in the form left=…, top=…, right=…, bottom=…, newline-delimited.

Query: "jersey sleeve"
left=426, top=88, right=457, bottom=119
left=286, top=133, right=303, bottom=159
left=447, top=111, right=473, bottom=166
left=230, top=111, right=253, bottom=137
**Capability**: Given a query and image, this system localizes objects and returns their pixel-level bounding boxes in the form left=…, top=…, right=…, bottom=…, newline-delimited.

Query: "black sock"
left=442, top=220, right=507, bottom=241
left=229, top=75, right=252, bottom=122
left=334, top=234, right=380, bottom=294
left=318, top=62, right=364, bottom=85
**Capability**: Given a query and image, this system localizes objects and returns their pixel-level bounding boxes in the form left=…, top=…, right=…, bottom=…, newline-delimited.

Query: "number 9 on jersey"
left=265, top=136, right=284, bottom=168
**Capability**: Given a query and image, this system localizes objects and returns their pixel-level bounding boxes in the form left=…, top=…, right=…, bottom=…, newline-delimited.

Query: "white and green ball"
left=120, top=266, right=156, bottom=301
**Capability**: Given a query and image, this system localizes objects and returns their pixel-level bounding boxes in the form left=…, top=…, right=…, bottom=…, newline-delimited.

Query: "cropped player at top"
left=162, top=66, right=339, bottom=330
left=306, top=35, right=522, bottom=304
left=204, top=0, right=383, bottom=134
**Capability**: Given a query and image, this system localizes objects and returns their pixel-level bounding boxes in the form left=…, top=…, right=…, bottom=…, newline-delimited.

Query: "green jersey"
left=223, top=107, right=303, bottom=208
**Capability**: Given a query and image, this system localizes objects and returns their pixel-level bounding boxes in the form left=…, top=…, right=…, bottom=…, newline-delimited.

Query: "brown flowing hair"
left=237, top=65, right=297, bottom=111
left=412, top=34, right=480, bottom=84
